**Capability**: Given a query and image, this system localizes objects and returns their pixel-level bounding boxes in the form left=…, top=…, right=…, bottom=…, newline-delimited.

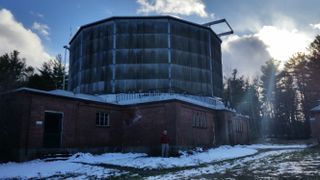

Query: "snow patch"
left=0, top=144, right=309, bottom=179
left=148, top=149, right=301, bottom=180
left=70, top=145, right=257, bottom=169
left=244, top=144, right=309, bottom=149
left=0, top=160, right=123, bottom=179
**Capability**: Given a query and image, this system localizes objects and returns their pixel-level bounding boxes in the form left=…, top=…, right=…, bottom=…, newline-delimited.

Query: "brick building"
left=0, top=16, right=246, bottom=161
left=0, top=88, right=249, bottom=161
left=310, top=102, right=320, bottom=142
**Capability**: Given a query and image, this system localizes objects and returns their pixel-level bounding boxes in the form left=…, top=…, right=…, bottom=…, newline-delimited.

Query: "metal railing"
left=113, top=92, right=223, bottom=107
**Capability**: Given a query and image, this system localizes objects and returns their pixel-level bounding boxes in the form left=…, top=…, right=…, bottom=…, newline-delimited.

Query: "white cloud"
left=310, top=23, right=320, bottom=30
left=0, top=8, right=51, bottom=68
left=221, top=24, right=312, bottom=78
left=256, top=26, right=311, bottom=62
left=222, top=35, right=272, bottom=78
left=237, top=17, right=263, bottom=33
left=270, top=13, right=297, bottom=30
left=29, top=11, right=44, bottom=19
left=210, top=13, right=215, bottom=19
left=32, top=22, right=50, bottom=39
left=221, top=12, right=314, bottom=78
left=136, top=0, right=208, bottom=17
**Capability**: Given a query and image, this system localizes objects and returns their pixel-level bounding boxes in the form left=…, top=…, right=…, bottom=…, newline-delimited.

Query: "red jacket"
left=160, top=134, right=169, bottom=144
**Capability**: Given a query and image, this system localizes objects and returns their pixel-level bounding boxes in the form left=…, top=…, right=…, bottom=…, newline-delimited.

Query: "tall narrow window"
left=192, top=113, right=196, bottom=127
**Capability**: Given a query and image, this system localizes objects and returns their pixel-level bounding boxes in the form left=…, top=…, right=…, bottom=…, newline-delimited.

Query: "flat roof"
left=69, top=15, right=222, bottom=44
left=4, top=87, right=233, bottom=112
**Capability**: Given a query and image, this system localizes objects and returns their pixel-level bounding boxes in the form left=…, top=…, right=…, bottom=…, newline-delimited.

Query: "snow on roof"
left=13, top=87, right=228, bottom=110
left=99, top=92, right=226, bottom=110
left=12, top=88, right=106, bottom=104
left=311, top=105, right=320, bottom=112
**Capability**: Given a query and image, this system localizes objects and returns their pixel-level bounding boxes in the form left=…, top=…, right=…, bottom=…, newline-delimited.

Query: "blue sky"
left=1, top=0, right=320, bottom=77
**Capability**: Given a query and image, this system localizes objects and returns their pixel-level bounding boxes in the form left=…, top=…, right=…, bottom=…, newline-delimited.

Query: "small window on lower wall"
left=96, top=112, right=110, bottom=127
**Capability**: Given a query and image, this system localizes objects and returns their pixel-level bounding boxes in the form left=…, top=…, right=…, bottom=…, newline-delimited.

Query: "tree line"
left=224, top=35, right=320, bottom=140
left=0, top=50, right=67, bottom=93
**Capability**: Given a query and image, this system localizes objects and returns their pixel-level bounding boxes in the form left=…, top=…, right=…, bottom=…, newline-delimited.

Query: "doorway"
left=43, top=111, right=63, bottom=148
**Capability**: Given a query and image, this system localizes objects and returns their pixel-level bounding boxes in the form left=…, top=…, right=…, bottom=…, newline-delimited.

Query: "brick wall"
left=0, top=90, right=251, bottom=161
left=24, top=93, right=124, bottom=150
left=120, top=102, right=176, bottom=154
left=311, top=113, right=320, bottom=140
left=175, top=103, right=215, bottom=148
left=0, top=93, right=31, bottom=161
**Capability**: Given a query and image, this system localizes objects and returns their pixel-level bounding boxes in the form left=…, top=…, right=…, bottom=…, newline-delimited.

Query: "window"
left=96, top=112, right=110, bottom=127
left=203, top=116, right=207, bottom=128
left=196, top=114, right=200, bottom=127
left=192, top=112, right=207, bottom=129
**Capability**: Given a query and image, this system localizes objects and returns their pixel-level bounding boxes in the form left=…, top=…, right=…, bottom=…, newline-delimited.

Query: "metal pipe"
left=202, top=19, right=234, bottom=37
left=63, top=45, right=70, bottom=90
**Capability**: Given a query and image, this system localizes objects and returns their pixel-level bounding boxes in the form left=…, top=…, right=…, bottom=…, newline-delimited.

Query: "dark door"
left=43, top=112, right=63, bottom=148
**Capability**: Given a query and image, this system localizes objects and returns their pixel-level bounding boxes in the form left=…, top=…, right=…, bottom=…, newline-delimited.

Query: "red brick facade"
left=0, top=89, right=250, bottom=161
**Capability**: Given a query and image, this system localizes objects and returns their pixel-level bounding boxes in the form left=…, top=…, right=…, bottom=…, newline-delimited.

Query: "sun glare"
left=256, top=26, right=311, bottom=67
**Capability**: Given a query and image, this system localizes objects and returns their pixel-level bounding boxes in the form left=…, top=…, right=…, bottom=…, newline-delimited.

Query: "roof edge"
left=3, top=87, right=229, bottom=110
left=69, top=15, right=222, bottom=44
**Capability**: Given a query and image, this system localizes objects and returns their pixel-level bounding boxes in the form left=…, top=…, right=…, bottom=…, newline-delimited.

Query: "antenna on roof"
left=202, top=19, right=233, bottom=37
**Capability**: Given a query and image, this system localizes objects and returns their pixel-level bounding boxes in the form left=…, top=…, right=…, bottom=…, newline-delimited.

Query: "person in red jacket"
left=160, top=130, right=169, bottom=157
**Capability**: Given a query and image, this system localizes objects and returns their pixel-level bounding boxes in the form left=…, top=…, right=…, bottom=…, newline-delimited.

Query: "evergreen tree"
left=274, top=69, right=297, bottom=138
left=0, top=50, right=34, bottom=92
left=224, top=69, right=262, bottom=139
left=296, top=35, right=320, bottom=138
left=265, top=35, right=320, bottom=139
left=260, top=59, right=279, bottom=137
left=28, top=55, right=67, bottom=91
left=244, top=78, right=262, bottom=139
left=52, top=55, right=66, bottom=90
left=224, top=69, right=246, bottom=109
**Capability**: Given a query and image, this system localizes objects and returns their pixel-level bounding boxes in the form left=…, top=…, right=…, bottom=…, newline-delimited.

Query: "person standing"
left=160, top=130, right=169, bottom=157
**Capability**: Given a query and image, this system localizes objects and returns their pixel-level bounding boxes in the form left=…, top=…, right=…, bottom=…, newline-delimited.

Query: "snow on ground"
left=243, top=143, right=309, bottom=149
left=69, top=145, right=257, bottom=169
left=0, top=144, right=309, bottom=179
left=147, top=149, right=301, bottom=180
left=0, top=160, right=124, bottom=179
left=69, top=144, right=310, bottom=170
left=247, top=148, right=320, bottom=177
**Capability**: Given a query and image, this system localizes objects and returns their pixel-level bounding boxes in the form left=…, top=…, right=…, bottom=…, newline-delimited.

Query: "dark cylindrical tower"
left=68, top=16, right=222, bottom=97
